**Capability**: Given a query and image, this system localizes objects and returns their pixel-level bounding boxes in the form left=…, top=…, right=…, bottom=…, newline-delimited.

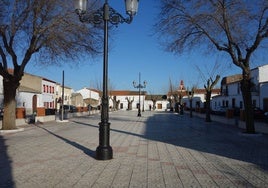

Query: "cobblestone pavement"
left=0, top=111, right=268, bottom=188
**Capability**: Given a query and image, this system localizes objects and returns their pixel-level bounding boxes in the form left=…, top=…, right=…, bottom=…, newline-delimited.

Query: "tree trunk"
left=241, top=72, right=255, bottom=133
left=205, top=91, right=212, bottom=122
left=128, top=102, right=132, bottom=110
left=189, top=99, right=193, bottom=118
left=112, top=99, right=116, bottom=111
left=153, top=101, right=156, bottom=111
left=2, top=78, right=19, bottom=130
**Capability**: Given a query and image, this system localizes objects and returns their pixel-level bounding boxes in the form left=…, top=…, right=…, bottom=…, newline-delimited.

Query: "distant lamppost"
left=188, top=89, right=194, bottom=118
left=169, top=95, right=174, bottom=111
left=142, top=89, right=145, bottom=112
left=179, top=88, right=184, bottom=115
left=74, top=0, right=139, bottom=160
left=133, top=72, right=146, bottom=117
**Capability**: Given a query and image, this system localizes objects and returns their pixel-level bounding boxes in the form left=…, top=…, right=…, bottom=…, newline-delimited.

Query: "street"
left=0, top=110, right=268, bottom=187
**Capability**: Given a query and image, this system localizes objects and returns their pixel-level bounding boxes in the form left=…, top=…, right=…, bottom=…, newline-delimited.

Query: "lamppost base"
left=96, top=146, right=113, bottom=160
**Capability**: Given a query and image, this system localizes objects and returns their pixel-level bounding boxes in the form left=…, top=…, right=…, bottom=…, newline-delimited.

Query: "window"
left=252, top=100, right=256, bottom=107
left=232, top=98, right=235, bottom=108
left=222, top=86, right=229, bottom=96
left=49, top=102, right=54, bottom=108
left=157, top=103, right=162, bottom=109
left=237, top=83, right=240, bottom=94
left=196, top=101, right=200, bottom=108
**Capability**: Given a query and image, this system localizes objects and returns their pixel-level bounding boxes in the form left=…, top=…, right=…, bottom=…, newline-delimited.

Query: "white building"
left=77, top=88, right=100, bottom=101
left=252, top=64, right=268, bottom=111
left=42, top=78, right=57, bottom=109
left=76, top=88, right=101, bottom=108
left=0, top=72, right=74, bottom=116
left=109, top=90, right=145, bottom=111
left=75, top=89, right=169, bottom=111
left=180, top=89, right=221, bottom=110
left=212, top=64, right=268, bottom=111
left=145, top=94, right=169, bottom=111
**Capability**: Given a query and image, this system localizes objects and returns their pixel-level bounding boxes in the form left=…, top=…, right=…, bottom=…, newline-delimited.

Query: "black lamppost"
left=188, top=89, right=194, bottom=118
left=75, top=0, right=139, bottom=160
left=133, top=72, right=146, bottom=117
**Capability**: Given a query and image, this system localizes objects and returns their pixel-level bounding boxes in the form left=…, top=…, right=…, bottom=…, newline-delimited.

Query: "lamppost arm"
left=76, top=5, right=134, bottom=25
left=75, top=0, right=139, bottom=25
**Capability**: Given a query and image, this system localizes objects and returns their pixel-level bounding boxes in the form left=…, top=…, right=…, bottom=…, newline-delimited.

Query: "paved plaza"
left=0, top=110, right=268, bottom=187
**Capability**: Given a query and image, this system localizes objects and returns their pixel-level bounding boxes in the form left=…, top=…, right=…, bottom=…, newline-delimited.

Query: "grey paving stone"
left=0, top=110, right=267, bottom=187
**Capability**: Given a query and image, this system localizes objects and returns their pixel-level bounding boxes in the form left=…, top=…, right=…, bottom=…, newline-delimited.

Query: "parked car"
left=212, top=106, right=227, bottom=115
left=60, top=105, right=77, bottom=113
left=253, top=107, right=265, bottom=119
left=264, top=112, right=268, bottom=123
left=233, top=107, right=241, bottom=116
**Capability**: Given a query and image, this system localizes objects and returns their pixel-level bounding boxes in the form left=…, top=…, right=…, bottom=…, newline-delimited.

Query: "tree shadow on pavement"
left=144, top=112, right=268, bottom=171
left=70, top=111, right=268, bottom=171
left=36, top=125, right=95, bottom=159
left=0, top=136, right=14, bottom=187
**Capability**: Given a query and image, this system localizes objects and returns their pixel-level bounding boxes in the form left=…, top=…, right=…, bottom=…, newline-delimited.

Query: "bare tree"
left=204, top=75, right=220, bottom=122
left=126, top=97, right=134, bottom=110
left=108, top=79, right=117, bottom=110
left=195, top=63, right=221, bottom=122
left=0, top=0, right=102, bottom=130
left=147, top=95, right=158, bottom=111
left=155, top=0, right=268, bottom=133
left=110, top=96, right=120, bottom=111
left=186, top=86, right=196, bottom=118
left=167, top=78, right=178, bottom=111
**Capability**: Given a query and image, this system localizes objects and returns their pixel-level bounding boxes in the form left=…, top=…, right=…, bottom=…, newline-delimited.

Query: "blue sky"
left=25, top=0, right=265, bottom=94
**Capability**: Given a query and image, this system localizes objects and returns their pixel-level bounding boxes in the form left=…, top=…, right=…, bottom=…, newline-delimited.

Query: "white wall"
left=77, top=88, right=100, bottom=101
left=182, top=96, right=202, bottom=108
left=260, top=82, right=268, bottom=110
left=227, top=82, right=241, bottom=96
left=16, top=92, right=43, bottom=114
left=258, top=64, right=268, bottom=83
left=211, top=64, right=268, bottom=111
left=42, top=79, right=56, bottom=108
left=112, top=95, right=141, bottom=110
left=110, top=95, right=169, bottom=111
left=0, top=76, right=3, bottom=107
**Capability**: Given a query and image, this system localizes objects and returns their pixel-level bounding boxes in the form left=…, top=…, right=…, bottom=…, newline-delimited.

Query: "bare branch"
left=156, top=0, right=268, bottom=132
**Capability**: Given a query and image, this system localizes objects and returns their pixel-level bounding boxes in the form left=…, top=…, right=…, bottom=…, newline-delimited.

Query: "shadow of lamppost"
left=74, top=0, right=139, bottom=160
left=133, top=72, right=146, bottom=117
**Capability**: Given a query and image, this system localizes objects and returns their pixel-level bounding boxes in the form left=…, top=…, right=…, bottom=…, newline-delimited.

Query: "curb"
left=0, top=128, right=25, bottom=134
